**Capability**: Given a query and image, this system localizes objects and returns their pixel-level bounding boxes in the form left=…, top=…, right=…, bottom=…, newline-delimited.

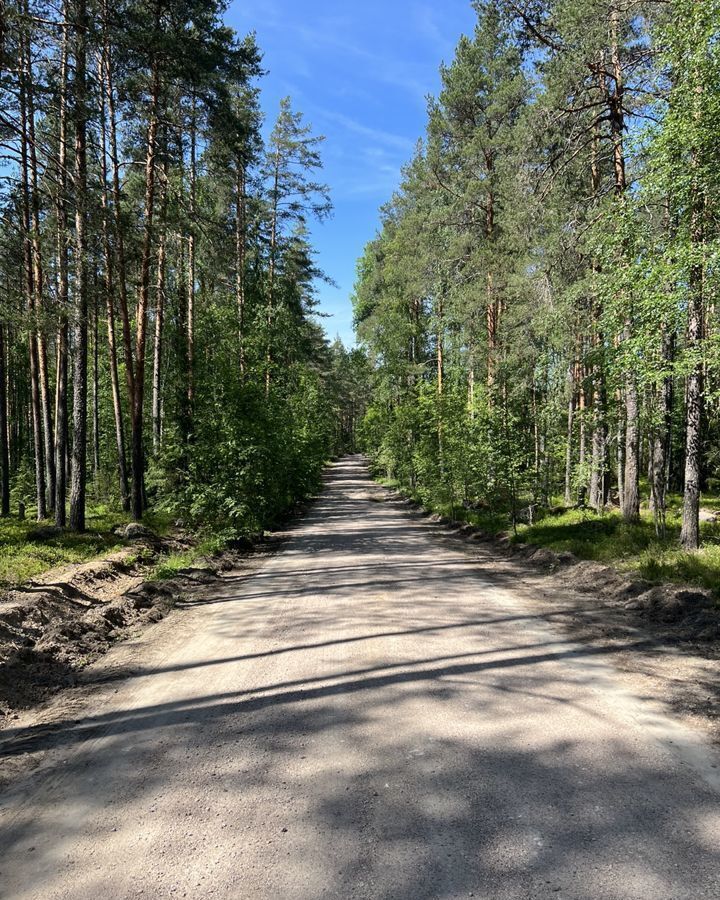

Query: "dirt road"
left=1, top=457, right=719, bottom=899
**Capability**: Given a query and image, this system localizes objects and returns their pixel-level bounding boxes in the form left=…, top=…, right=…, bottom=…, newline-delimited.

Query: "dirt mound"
left=384, top=487, right=720, bottom=646
left=0, top=542, right=248, bottom=716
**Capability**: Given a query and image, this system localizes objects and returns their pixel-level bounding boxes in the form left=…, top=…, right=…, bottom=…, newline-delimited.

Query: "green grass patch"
left=0, top=505, right=175, bottom=589
left=517, top=507, right=720, bottom=596
left=149, top=534, right=227, bottom=581
left=377, top=473, right=720, bottom=597
left=379, top=477, right=509, bottom=535
left=0, top=509, right=125, bottom=588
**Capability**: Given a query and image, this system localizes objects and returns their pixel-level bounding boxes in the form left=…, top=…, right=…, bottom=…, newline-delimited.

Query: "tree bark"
left=235, top=157, right=247, bottom=376
left=131, top=60, right=160, bottom=520
left=54, top=12, right=69, bottom=526
left=266, top=146, right=280, bottom=395
left=92, top=285, right=100, bottom=482
left=608, top=8, right=640, bottom=523
left=152, top=167, right=168, bottom=456
left=101, top=0, right=135, bottom=405
left=69, top=0, right=89, bottom=533
left=650, top=330, right=674, bottom=537
left=564, top=358, right=576, bottom=505
left=22, top=0, right=56, bottom=513
left=0, top=325, right=10, bottom=516
left=680, top=219, right=704, bottom=550
left=18, top=27, right=46, bottom=520
left=186, top=99, right=196, bottom=433
left=621, top=375, right=640, bottom=521
left=97, top=49, right=130, bottom=509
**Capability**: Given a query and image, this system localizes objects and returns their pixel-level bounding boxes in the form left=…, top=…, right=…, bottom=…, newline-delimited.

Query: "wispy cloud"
left=314, top=108, right=415, bottom=154
left=413, top=3, right=456, bottom=59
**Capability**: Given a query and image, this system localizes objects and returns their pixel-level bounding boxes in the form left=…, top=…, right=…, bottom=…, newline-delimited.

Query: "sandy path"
left=0, top=457, right=719, bottom=899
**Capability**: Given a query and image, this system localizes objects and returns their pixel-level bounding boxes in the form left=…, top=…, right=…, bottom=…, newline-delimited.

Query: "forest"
left=354, top=0, right=720, bottom=582
left=0, top=0, right=367, bottom=547
left=2, top=0, right=720, bottom=594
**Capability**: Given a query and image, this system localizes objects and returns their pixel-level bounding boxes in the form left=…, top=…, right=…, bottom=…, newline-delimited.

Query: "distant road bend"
left=1, top=457, right=719, bottom=899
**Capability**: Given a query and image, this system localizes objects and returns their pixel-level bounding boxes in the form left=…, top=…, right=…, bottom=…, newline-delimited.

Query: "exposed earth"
left=0, top=457, right=718, bottom=899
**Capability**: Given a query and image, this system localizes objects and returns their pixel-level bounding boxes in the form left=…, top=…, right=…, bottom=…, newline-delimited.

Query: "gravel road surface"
left=1, top=457, right=719, bottom=899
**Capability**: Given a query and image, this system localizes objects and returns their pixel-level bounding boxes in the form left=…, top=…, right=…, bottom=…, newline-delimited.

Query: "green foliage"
left=517, top=507, right=720, bottom=596
left=355, top=0, right=720, bottom=573
left=0, top=506, right=128, bottom=588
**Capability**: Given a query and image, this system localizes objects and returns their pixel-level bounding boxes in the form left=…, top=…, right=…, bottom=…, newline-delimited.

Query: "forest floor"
left=0, top=457, right=719, bottom=898
left=0, top=523, right=243, bottom=716
left=391, top=486, right=720, bottom=597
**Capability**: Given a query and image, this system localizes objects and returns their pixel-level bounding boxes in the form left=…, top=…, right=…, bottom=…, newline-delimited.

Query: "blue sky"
left=225, top=0, right=477, bottom=346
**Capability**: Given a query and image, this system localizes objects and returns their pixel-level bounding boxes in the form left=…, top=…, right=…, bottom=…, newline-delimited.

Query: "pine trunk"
left=97, top=50, right=130, bottom=510
left=564, top=361, right=575, bottom=505
left=0, top=325, right=9, bottom=516
left=54, top=15, right=69, bottom=526
left=69, top=0, right=88, bottom=533
left=186, top=104, right=196, bottom=437
left=622, top=376, right=640, bottom=521
left=680, top=237, right=704, bottom=550
left=92, top=287, right=100, bottom=481
left=235, top=158, right=247, bottom=376
left=18, top=32, right=46, bottom=520
left=23, top=4, right=56, bottom=514
left=152, top=172, right=168, bottom=455
left=131, top=62, right=160, bottom=520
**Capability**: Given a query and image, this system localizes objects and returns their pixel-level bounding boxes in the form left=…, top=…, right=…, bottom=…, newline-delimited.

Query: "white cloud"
left=314, top=108, right=415, bottom=154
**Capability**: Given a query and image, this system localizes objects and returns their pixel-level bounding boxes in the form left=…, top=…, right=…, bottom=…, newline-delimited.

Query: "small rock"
left=117, top=522, right=155, bottom=541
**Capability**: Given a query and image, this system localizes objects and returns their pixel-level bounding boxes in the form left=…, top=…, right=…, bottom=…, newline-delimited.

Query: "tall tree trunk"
left=436, top=294, right=444, bottom=475
left=22, top=0, right=56, bottom=513
left=680, top=24, right=706, bottom=552
left=564, top=358, right=576, bottom=505
left=186, top=98, right=196, bottom=434
left=265, top=147, right=280, bottom=395
left=485, top=180, right=497, bottom=392
left=69, top=0, right=89, bottom=533
left=607, top=8, right=640, bottom=523
left=616, top=389, right=625, bottom=509
left=54, top=13, right=69, bottom=526
left=622, top=375, right=640, bottom=521
left=18, top=28, right=46, bottom=520
left=235, top=157, right=247, bottom=376
left=650, top=330, right=674, bottom=537
left=101, top=0, right=135, bottom=406
left=589, top=378, right=608, bottom=511
left=92, top=285, right=100, bottom=482
left=97, top=49, right=130, bottom=509
left=680, top=213, right=704, bottom=550
left=131, top=61, right=160, bottom=520
left=0, top=324, right=9, bottom=516
left=152, top=167, right=168, bottom=456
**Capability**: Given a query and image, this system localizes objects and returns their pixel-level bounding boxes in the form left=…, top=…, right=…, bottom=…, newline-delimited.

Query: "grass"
left=517, top=506, right=720, bottom=596
left=0, top=505, right=174, bottom=589
left=149, top=534, right=228, bottom=581
left=379, top=476, right=720, bottom=597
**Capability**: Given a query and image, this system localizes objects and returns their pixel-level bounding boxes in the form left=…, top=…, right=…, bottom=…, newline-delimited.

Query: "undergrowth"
left=149, top=535, right=228, bottom=581
left=380, top=476, right=720, bottom=597
left=0, top=506, right=174, bottom=589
